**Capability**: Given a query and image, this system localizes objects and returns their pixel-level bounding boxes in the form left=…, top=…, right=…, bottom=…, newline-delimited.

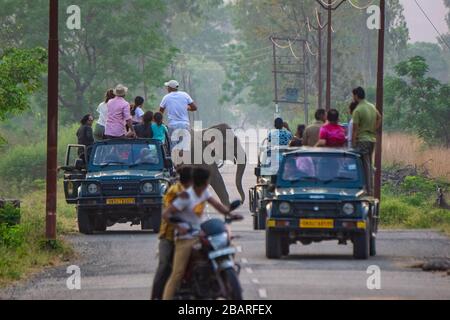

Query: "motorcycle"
left=169, top=200, right=244, bottom=300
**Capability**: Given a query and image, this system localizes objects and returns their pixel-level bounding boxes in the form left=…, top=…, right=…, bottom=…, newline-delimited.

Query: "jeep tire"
left=281, top=237, right=290, bottom=256
left=256, top=208, right=267, bottom=230
left=94, top=216, right=107, bottom=232
left=353, top=220, right=370, bottom=260
left=151, top=211, right=162, bottom=234
left=78, top=208, right=94, bottom=235
left=266, top=229, right=282, bottom=259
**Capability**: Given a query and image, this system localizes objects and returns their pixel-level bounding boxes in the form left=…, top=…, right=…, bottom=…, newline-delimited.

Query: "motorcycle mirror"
left=229, top=200, right=242, bottom=212
left=169, top=216, right=184, bottom=224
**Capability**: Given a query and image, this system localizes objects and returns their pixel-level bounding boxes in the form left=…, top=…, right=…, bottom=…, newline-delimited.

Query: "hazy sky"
left=400, top=0, right=448, bottom=43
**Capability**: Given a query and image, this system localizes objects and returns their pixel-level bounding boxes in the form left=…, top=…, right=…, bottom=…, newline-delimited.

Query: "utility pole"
left=308, top=12, right=328, bottom=110
left=317, top=12, right=323, bottom=110
left=316, top=0, right=347, bottom=111
left=374, top=0, right=385, bottom=200
left=46, top=0, right=59, bottom=240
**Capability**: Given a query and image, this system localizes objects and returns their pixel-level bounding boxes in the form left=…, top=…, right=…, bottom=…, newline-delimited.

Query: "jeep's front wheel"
left=266, top=229, right=282, bottom=259
left=78, top=208, right=94, bottom=235
left=353, top=221, right=370, bottom=260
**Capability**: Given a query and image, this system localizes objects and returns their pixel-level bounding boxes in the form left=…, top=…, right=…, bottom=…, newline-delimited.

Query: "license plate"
left=106, top=198, right=135, bottom=205
left=300, top=219, right=334, bottom=229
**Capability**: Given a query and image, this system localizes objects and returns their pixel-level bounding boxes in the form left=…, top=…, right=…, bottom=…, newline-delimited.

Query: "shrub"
left=0, top=224, right=25, bottom=248
left=0, top=204, right=21, bottom=226
left=0, top=124, right=77, bottom=196
left=381, top=197, right=421, bottom=225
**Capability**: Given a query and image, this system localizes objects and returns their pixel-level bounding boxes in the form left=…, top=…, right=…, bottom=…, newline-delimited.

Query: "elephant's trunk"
left=235, top=137, right=247, bottom=204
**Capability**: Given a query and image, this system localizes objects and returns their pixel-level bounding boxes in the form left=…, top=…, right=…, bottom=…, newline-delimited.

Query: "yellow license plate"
left=106, top=198, right=136, bottom=205
left=300, top=219, right=334, bottom=229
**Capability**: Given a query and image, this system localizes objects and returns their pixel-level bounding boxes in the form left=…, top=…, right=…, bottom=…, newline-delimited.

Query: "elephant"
left=171, top=123, right=247, bottom=207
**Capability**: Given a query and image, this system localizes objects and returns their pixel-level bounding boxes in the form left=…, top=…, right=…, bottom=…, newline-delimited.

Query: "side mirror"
left=254, top=167, right=261, bottom=177
left=164, top=158, right=173, bottom=169
left=270, top=175, right=278, bottom=184
left=268, top=184, right=276, bottom=193
left=230, top=200, right=242, bottom=212
left=169, top=216, right=185, bottom=224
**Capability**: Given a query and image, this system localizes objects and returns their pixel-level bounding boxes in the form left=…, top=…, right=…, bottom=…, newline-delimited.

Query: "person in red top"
left=316, top=109, right=346, bottom=148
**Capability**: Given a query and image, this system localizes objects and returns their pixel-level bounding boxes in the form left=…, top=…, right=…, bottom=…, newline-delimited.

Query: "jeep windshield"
left=279, top=153, right=364, bottom=188
left=90, top=143, right=163, bottom=171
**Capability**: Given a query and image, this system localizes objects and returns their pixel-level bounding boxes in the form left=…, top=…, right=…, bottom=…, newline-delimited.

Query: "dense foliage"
left=384, top=56, right=450, bottom=146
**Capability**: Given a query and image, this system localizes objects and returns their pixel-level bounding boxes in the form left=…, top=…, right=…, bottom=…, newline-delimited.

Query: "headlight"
left=87, top=183, right=98, bottom=194
left=142, top=182, right=154, bottom=193
left=343, top=203, right=355, bottom=215
left=160, top=181, right=169, bottom=194
left=279, top=202, right=291, bottom=214
left=208, top=232, right=229, bottom=250
left=361, top=202, right=370, bottom=215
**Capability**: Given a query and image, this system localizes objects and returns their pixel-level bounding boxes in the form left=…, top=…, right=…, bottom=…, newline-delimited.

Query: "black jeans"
left=355, top=141, right=375, bottom=196
left=151, top=239, right=175, bottom=300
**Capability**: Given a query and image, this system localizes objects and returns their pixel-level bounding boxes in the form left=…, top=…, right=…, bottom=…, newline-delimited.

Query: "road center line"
left=259, top=289, right=268, bottom=299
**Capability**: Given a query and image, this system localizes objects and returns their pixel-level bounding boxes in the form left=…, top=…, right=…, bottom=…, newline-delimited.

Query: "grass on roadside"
left=0, top=182, right=76, bottom=287
left=380, top=175, right=450, bottom=236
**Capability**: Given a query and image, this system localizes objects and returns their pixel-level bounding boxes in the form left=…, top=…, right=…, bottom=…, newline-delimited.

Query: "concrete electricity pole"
left=46, top=0, right=59, bottom=240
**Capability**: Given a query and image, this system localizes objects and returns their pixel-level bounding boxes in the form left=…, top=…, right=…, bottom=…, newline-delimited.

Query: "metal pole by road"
left=316, top=0, right=346, bottom=111
left=46, top=0, right=59, bottom=240
left=374, top=0, right=385, bottom=200
left=317, top=12, right=323, bottom=110
left=326, top=1, right=332, bottom=111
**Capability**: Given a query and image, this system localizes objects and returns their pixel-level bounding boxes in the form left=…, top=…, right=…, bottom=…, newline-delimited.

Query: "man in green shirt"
left=351, top=87, right=382, bottom=195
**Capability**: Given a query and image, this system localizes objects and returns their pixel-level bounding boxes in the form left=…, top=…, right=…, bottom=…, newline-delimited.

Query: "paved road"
left=1, top=164, right=450, bottom=300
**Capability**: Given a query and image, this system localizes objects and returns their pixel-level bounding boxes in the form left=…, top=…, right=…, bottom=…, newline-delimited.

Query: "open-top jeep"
left=61, top=139, right=174, bottom=234
left=250, top=145, right=299, bottom=230
left=263, top=148, right=379, bottom=260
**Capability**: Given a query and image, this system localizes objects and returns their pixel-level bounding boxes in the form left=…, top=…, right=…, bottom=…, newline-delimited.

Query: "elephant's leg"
left=209, top=164, right=230, bottom=207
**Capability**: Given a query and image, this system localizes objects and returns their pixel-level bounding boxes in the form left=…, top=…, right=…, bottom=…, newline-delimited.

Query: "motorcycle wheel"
left=222, top=269, right=243, bottom=300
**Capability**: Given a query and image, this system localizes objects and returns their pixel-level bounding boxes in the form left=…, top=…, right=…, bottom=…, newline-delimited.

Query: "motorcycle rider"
left=151, top=166, right=193, bottom=300
left=162, top=167, right=239, bottom=300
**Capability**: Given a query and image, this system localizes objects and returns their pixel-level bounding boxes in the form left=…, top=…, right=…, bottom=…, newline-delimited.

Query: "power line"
left=414, top=0, right=450, bottom=50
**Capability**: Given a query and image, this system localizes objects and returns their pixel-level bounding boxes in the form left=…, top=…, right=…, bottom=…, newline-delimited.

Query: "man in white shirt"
left=159, top=80, right=198, bottom=148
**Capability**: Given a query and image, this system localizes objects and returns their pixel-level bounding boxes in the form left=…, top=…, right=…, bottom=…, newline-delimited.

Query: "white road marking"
left=259, top=289, right=268, bottom=299
left=252, top=278, right=260, bottom=284
left=241, top=258, right=249, bottom=264
left=236, top=246, right=243, bottom=253
left=245, top=267, right=254, bottom=274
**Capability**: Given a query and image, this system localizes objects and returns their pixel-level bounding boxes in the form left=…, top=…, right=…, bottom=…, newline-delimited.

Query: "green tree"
left=0, top=0, right=177, bottom=122
left=0, top=48, right=47, bottom=121
left=384, top=56, right=450, bottom=146
left=221, top=0, right=409, bottom=122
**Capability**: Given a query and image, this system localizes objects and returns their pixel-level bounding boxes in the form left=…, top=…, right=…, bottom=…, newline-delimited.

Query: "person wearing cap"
left=159, top=80, right=197, bottom=147
left=105, top=84, right=136, bottom=139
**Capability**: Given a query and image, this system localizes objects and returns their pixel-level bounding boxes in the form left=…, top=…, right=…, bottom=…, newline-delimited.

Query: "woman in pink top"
left=104, top=84, right=136, bottom=139
left=316, top=109, right=346, bottom=148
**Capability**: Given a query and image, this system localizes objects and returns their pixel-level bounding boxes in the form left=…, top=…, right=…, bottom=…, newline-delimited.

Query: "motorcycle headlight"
left=279, top=202, right=291, bottom=214
left=142, top=182, right=154, bottom=194
left=208, top=232, right=229, bottom=250
left=343, top=203, right=355, bottom=215
left=87, top=183, right=99, bottom=195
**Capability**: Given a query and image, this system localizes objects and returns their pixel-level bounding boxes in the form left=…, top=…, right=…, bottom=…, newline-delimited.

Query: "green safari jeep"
left=61, top=139, right=174, bottom=234
left=264, top=148, right=379, bottom=260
